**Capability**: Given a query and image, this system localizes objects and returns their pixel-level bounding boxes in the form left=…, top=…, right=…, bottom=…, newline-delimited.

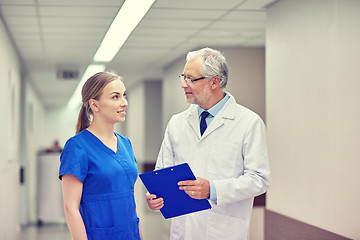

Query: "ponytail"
left=75, top=104, right=91, bottom=134
left=74, top=71, right=120, bottom=134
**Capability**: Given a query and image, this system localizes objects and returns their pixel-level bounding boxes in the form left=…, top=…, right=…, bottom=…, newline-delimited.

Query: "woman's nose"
left=121, top=98, right=128, bottom=107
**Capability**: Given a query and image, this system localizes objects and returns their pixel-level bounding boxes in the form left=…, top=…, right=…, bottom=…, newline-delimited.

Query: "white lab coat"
left=155, top=93, right=270, bottom=240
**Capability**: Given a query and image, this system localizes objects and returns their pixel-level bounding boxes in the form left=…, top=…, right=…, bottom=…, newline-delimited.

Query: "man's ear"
left=89, top=99, right=99, bottom=112
left=211, top=76, right=221, bottom=90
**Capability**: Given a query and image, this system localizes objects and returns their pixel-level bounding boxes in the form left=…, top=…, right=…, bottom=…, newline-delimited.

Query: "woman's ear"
left=89, top=99, right=99, bottom=112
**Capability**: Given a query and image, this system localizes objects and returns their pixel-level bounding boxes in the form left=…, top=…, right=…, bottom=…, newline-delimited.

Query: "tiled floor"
left=20, top=224, right=71, bottom=240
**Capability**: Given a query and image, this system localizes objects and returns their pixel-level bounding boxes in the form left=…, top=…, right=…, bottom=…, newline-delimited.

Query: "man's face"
left=181, top=57, right=212, bottom=108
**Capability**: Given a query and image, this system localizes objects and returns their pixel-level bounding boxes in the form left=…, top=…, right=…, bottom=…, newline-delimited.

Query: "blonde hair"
left=75, top=72, right=122, bottom=134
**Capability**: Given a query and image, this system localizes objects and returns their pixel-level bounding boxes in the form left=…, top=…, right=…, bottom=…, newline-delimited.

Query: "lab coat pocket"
left=206, top=211, right=249, bottom=240
left=208, top=142, right=238, bottom=177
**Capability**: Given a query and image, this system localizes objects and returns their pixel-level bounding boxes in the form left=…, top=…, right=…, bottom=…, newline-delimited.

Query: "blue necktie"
left=200, top=111, right=210, bottom=136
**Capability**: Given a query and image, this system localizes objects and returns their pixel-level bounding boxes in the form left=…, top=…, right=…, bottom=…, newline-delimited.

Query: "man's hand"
left=145, top=192, right=164, bottom=210
left=178, top=177, right=210, bottom=199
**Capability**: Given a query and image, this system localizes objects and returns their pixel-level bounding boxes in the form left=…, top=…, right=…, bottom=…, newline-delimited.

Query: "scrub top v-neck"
left=59, top=129, right=141, bottom=240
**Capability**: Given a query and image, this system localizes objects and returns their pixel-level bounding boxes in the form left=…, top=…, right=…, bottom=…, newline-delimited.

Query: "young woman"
left=59, top=72, right=142, bottom=240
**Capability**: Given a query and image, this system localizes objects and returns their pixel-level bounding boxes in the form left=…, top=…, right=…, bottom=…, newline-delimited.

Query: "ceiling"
left=0, top=0, right=277, bottom=110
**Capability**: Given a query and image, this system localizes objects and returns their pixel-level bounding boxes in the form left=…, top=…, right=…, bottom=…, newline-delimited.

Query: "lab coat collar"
left=185, top=92, right=237, bottom=139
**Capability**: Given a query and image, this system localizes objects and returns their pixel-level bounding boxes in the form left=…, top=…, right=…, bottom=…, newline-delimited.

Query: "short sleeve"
left=59, top=138, right=88, bottom=182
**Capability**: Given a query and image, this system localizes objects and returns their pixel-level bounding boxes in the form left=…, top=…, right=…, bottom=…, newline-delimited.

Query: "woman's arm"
left=62, top=174, right=87, bottom=240
left=136, top=207, right=143, bottom=240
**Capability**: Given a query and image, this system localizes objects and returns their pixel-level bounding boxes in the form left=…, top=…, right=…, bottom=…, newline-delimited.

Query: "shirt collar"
left=198, top=92, right=230, bottom=118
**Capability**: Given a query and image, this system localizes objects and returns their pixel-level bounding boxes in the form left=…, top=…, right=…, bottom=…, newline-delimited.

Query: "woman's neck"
left=87, top=120, right=115, bottom=140
left=87, top=120, right=118, bottom=153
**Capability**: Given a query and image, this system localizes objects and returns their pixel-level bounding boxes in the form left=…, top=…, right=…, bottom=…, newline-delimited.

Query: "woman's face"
left=95, top=79, right=128, bottom=123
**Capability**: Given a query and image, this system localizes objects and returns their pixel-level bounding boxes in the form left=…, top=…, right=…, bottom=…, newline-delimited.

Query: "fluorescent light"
left=67, top=0, right=154, bottom=107
left=67, top=64, right=106, bottom=109
left=93, top=0, right=155, bottom=62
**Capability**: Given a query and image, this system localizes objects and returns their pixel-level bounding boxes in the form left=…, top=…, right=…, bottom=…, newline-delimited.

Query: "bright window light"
left=93, top=0, right=155, bottom=62
left=67, top=64, right=106, bottom=109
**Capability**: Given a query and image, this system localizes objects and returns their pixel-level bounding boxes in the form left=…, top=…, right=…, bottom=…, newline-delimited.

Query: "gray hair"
left=186, top=47, right=228, bottom=88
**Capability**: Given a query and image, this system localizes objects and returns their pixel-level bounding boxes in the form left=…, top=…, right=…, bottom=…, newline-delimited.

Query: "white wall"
left=25, top=102, right=64, bottom=223
left=222, top=47, right=266, bottom=122
left=1, top=15, right=51, bottom=228
left=0, top=17, right=22, bottom=239
left=144, top=81, right=162, bottom=161
left=44, top=106, right=78, bottom=147
left=266, top=1, right=360, bottom=239
left=127, top=83, right=146, bottom=162
left=162, top=57, right=189, bottom=133
left=125, top=80, right=163, bottom=164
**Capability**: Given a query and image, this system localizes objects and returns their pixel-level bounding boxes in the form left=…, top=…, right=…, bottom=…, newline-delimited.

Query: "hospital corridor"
left=1, top=0, right=359, bottom=239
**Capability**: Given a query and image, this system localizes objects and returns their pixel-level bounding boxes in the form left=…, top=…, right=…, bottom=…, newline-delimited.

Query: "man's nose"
left=181, top=79, right=188, bottom=88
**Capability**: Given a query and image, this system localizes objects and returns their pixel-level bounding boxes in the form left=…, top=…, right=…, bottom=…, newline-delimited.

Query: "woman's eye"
left=113, top=95, right=119, bottom=99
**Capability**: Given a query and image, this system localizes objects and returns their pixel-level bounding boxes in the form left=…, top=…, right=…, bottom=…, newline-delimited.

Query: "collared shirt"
left=198, top=92, right=230, bottom=127
left=198, top=92, right=230, bottom=203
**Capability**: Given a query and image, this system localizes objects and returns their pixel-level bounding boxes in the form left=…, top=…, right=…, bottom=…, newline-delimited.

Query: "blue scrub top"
left=59, top=129, right=141, bottom=240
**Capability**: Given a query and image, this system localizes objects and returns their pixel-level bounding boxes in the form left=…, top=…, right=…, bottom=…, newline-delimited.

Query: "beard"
left=185, top=87, right=212, bottom=107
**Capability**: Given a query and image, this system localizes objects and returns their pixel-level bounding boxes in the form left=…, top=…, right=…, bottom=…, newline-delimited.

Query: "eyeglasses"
left=179, top=74, right=206, bottom=85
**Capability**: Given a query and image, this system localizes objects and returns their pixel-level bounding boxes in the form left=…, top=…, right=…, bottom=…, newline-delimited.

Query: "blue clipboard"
left=139, top=163, right=212, bottom=219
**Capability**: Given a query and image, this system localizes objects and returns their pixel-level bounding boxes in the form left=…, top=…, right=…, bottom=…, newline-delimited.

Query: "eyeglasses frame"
left=179, top=74, right=207, bottom=84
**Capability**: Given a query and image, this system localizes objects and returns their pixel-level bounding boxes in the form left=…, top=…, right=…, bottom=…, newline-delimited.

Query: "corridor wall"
left=266, top=1, right=360, bottom=239
left=0, top=17, right=22, bottom=240
left=1, top=15, right=48, bottom=228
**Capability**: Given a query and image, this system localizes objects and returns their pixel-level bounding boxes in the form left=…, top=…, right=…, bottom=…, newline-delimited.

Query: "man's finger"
left=178, top=180, right=197, bottom=186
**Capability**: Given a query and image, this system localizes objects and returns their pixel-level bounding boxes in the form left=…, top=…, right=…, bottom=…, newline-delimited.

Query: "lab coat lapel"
left=185, top=94, right=237, bottom=140
left=201, top=95, right=236, bottom=139
left=186, top=104, right=202, bottom=139
left=202, top=116, right=224, bottom=138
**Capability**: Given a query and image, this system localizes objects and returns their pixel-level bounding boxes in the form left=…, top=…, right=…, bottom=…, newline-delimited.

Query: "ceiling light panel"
left=223, top=11, right=266, bottom=21
left=140, top=19, right=210, bottom=29
left=38, top=0, right=124, bottom=6
left=145, top=9, right=226, bottom=20
left=12, top=34, right=41, bottom=42
left=237, top=0, right=277, bottom=9
left=38, top=6, right=119, bottom=17
left=40, top=17, right=112, bottom=27
left=153, top=0, right=244, bottom=10
left=132, top=26, right=199, bottom=37
left=7, top=25, right=40, bottom=34
left=3, top=16, right=38, bottom=25
left=210, top=20, right=266, bottom=29
left=0, top=0, right=36, bottom=4
left=0, top=5, right=37, bottom=16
